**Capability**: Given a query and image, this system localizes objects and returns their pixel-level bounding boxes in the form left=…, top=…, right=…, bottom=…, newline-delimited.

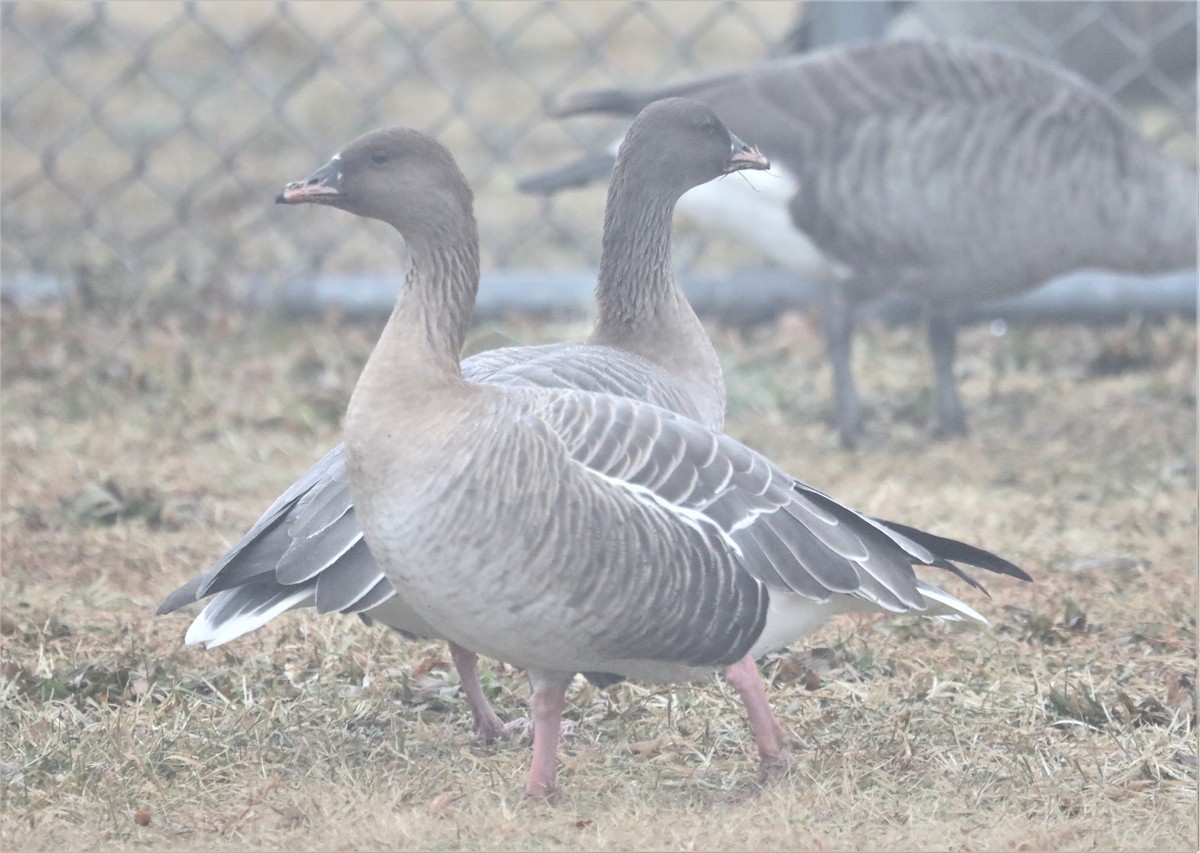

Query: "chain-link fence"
left=2, top=1, right=1196, bottom=309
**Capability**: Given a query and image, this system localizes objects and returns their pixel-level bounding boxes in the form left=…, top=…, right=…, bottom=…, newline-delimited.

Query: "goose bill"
left=276, top=159, right=343, bottom=204
left=724, top=134, right=769, bottom=173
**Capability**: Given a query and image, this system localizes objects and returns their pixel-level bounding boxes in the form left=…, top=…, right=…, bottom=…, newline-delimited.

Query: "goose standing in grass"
left=295, top=125, right=1029, bottom=799
left=521, top=38, right=1199, bottom=447
left=158, top=99, right=770, bottom=742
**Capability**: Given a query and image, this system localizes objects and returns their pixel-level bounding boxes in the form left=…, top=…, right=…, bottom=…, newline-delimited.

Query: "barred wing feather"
left=532, top=393, right=1017, bottom=639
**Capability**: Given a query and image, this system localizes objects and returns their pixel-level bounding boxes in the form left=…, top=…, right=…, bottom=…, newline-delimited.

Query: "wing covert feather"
left=526, top=392, right=1022, bottom=627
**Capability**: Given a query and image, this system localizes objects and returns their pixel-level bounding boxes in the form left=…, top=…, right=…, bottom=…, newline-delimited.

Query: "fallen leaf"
left=1167, top=673, right=1196, bottom=721
left=412, top=656, right=447, bottom=679
left=272, top=805, right=306, bottom=829
left=627, top=736, right=667, bottom=760
left=427, top=792, right=455, bottom=815
left=1061, top=598, right=1087, bottom=632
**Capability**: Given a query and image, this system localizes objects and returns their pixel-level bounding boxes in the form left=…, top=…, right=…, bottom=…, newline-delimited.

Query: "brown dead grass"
left=1, top=303, right=1197, bottom=851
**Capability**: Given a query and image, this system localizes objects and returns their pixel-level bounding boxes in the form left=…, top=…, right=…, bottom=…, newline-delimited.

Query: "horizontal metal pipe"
left=3, top=268, right=1195, bottom=327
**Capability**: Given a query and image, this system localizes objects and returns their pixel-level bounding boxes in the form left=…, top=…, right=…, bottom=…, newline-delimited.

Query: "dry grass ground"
left=1, top=301, right=1197, bottom=851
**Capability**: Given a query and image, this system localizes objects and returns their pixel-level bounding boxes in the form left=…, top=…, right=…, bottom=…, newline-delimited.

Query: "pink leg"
left=448, top=642, right=508, bottom=743
left=724, top=654, right=787, bottom=772
left=526, top=681, right=568, bottom=800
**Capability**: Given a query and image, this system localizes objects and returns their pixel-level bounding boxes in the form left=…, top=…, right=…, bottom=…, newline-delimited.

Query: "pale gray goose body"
left=332, top=127, right=1029, bottom=798
left=521, top=38, right=1199, bottom=447
left=156, top=99, right=770, bottom=741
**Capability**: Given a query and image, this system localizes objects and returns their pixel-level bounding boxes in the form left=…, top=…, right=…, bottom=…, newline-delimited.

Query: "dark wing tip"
left=156, top=575, right=205, bottom=615
left=872, top=517, right=1032, bottom=583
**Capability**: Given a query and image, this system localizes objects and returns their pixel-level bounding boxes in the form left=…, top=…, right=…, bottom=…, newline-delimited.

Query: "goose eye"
left=696, top=117, right=720, bottom=137
left=371, top=151, right=389, bottom=165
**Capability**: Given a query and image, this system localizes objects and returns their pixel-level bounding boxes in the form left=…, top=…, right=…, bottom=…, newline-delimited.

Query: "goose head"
left=276, top=127, right=474, bottom=240
left=614, top=97, right=769, bottom=199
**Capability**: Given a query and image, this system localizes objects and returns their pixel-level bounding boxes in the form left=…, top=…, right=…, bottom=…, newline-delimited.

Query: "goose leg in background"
left=927, top=310, right=968, bottom=438
left=724, top=654, right=788, bottom=780
left=525, top=671, right=573, bottom=800
left=448, top=642, right=513, bottom=743
left=820, top=295, right=865, bottom=448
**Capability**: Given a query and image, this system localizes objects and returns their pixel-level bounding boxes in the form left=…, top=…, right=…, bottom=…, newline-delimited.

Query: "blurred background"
left=3, top=7, right=1199, bottom=845
left=2, top=0, right=1196, bottom=318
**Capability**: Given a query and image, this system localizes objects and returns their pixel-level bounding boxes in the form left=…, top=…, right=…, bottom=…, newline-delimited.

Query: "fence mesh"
left=2, top=1, right=1195, bottom=306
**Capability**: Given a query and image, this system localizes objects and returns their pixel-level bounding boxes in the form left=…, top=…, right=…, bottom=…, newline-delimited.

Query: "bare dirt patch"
left=2, top=303, right=1196, bottom=851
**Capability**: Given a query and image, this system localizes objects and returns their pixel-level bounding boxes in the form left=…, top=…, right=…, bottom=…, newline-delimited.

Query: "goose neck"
left=356, top=231, right=480, bottom=397
left=593, top=175, right=680, bottom=340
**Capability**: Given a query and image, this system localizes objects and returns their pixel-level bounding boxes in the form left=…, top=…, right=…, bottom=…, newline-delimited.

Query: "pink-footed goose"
left=307, top=126, right=1029, bottom=798
left=157, top=99, right=770, bottom=742
left=520, top=39, right=1199, bottom=447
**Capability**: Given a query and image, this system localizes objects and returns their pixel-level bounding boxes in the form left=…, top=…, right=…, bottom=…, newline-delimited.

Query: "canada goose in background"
left=158, top=99, right=771, bottom=743
left=253, top=124, right=1028, bottom=799
left=878, top=1, right=1198, bottom=115
left=520, top=39, right=1199, bottom=448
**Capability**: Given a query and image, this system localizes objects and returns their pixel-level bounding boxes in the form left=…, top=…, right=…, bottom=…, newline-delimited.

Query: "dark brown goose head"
left=613, top=96, right=769, bottom=198
left=276, top=127, right=474, bottom=241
